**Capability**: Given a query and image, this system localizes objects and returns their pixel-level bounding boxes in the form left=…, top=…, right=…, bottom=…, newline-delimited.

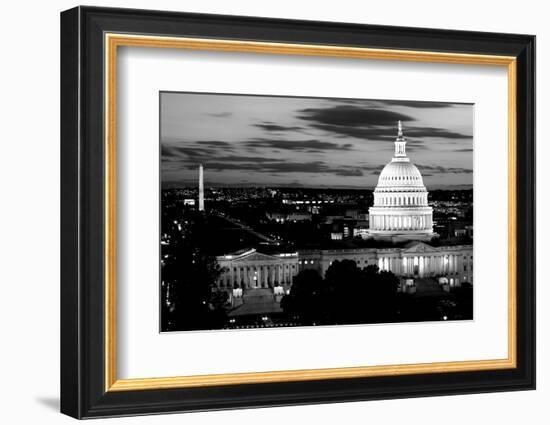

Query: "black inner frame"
left=60, top=6, right=535, bottom=419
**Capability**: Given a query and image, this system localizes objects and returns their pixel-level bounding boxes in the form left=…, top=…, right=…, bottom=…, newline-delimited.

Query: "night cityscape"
left=162, top=186, right=473, bottom=253
left=161, top=182, right=473, bottom=331
left=160, top=92, right=473, bottom=332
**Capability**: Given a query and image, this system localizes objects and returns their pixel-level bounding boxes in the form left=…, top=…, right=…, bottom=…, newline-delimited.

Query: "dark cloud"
left=306, top=123, right=398, bottom=140
left=328, top=99, right=462, bottom=109
left=417, top=164, right=473, bottom=174
left=334, top=168, right=364, bottom=177
left=296, top=105, right=410, bottom=140
left=296, top=105, right=471, bottom=142
left=453, top=148, right=474, bottom=152
left=220, top=155, right=285, bottom=163
left=244, top=138, right=353, bottom=152
left=168, top=146, right=214, bottom=158
left=205, top=161, right=324, bottom=173
left=306, top=123, right=469, bottom=142
left=161, top=145, right=178, bottom=158
left=196, top=160, right=365, bottom=178
left=198, top=141, right=234, bottom=147
left=254, top=122, right=304, bottom=132
left=380, top=100, right=460, bottom=109
left=162, top=145, right=219, bottom=162
left=299, top=105, right=414, bottom=128
left=369, top=166, right=387, bottom=175
left=162, top=136, right=355, bottom=162
left=405, top=127, right=472, bottom=139
left=161, top=140, right=236, bottom=161
left=403, top=139, right=427, bottom=149
left=163, top=146, right=289, bottom=165
left=445, top=167, right=473, bottom=174
left=357, top=162, right=386, bottom=172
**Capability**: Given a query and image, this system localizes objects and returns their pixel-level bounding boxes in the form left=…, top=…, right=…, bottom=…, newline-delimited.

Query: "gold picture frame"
left=104, top=34, right=517, bottom=392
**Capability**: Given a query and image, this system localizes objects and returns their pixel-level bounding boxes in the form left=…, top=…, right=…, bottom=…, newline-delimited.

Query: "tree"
left=280, top=269, right=328, bottom=325
left=281, top=261, right=400, bottom=326
left=325, top=261, right=399, bottom=324
left=324, top=260, right=365, bottom=323
left=161, top=210, right=227, bottom=331
left=450, top=282, right=473, bottom=320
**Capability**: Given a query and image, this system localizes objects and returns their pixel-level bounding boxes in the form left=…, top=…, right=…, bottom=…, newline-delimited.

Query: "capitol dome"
left=368, top=121, right=436, bottom=241
left=377, top=161, right=424, bottom=187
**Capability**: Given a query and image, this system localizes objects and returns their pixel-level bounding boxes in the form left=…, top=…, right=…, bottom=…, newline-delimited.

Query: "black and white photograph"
left=160, top=92, right=474, bottom=332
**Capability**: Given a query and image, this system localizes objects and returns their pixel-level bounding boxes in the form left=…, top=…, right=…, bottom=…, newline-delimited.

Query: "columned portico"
left=216, top=249, right=299, bottom=290
left=297, top=241, right=473, bottom=285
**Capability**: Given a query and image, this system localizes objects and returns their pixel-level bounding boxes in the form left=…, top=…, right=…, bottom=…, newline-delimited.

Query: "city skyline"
left=161, top=92, right=473, bottom=189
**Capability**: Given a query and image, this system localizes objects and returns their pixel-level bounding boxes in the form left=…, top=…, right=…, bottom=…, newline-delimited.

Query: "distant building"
left=265, top=211, right=312, bottom=222
left=287, top=212, right=312, bottom=222
left=345, top=208, right=368, bottom=220
left=353, top=224, right=369, bottom=239
left=282, top=199, right=333, bottom=205
left=265, top=211, right=285, bottom=222
left=454, top=225, right=474, bottom=238
left=330, top=232, right=343, bottom=241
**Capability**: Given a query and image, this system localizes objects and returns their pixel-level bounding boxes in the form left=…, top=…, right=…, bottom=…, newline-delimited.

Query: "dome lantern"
left=393, top=120, right=408, bottom=160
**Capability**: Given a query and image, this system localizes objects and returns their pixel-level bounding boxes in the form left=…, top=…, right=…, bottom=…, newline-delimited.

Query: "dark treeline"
left=161, top=209, right=229, bottom=331
left=281, top=261, right=399, bottom=325
left=281, top=262, right=473, bottom=326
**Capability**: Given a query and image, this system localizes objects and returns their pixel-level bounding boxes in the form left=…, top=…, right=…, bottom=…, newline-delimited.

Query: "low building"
left=353, top=226, right=369, bottom=239
left=298, top=241, right=473, bottom=286
left=215, top=242, right=472, bottom=319
left=216, top=241, right=473, bottom=291
left=216, top=248, right=299, bottom=290
left=265, top=211, right=312, bottom=223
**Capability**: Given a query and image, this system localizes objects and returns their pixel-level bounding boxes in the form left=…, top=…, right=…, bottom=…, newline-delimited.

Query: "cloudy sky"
left=160, top=92, right=473, bottom=189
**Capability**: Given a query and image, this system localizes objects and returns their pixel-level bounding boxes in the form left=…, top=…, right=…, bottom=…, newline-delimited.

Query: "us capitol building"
left=212, top=122, right=473, bottom=313
left=368, top=121, right=436, bottom=241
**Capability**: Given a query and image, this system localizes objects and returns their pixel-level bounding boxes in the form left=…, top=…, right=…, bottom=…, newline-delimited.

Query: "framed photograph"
left=60, top=6, right=535, bottom=419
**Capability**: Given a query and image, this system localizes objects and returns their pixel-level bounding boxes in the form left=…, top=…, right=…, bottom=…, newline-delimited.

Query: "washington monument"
left=198, top=164, right=204, bottom=211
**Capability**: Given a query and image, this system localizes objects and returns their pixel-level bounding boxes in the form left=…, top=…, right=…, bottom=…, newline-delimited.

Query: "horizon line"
left=162, top=183, right=473, bottom=190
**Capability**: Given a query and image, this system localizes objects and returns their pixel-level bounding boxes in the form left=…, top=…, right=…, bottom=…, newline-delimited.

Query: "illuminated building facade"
left=368, top=121, right=436, bottom=241
left=298, top=241, right=473, bottom=287
left=215, top=242, right=473, bottom=291
left=216, top=249, right=299, bottom=290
